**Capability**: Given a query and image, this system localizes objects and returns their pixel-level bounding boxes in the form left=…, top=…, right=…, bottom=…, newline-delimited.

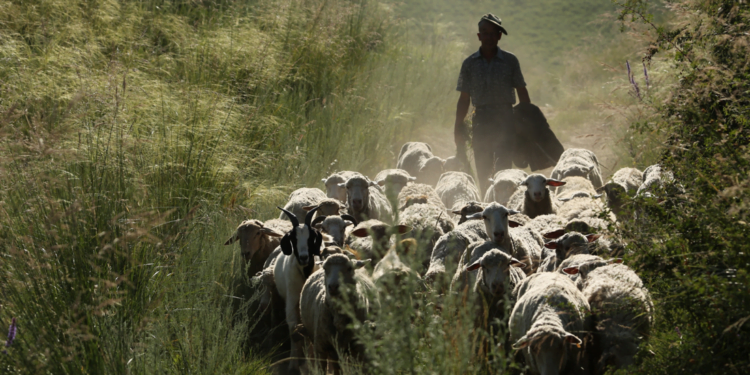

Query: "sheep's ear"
left=466, top=261, right=481, bottom=272
left=260, top=227, right=284, bottom=238
left=585, top=234, right=601, bottom=243
left=376, top=179, right=385, bottom=186
left=321, top=178, right=327, bottom=184
left=224, top=231, right=238, bottom=245
left=337, top=183, right=346, bottom=188
left=488, top=178, right=494, bottom=183
left=466, top=212, right=483, bottom=221
left=593, top=193, right=602, bottom=199
left=544, top=241, right=558, bottom=249
left=562, top=267, right=579, bottom=275
left=369, top=180, right=379, bottom=187
left=595, top=185, right=607, bottom=193
left=558, top=197, right=573, bottom=202
left=280, top=233, right=293, bottom=255
left=543, top=229, right=566, bottom=239
left=302, top=206, right=315, bottom=211
left=394, top=225, right=412, bottom=235
left=352, top=228, right=370, bottom=238
left=452, top=209, right=462, bottom=215
left=546, top=179, right=566, bottom=187
left=408, top=176, right=417, bottom=181
left=508, top=220, right=522, bottom=228
left=609, top=258, right=624, bottom=264
left=512, top=336, right=530, bottom=350
left=508, top=209, right=521, bottom=215
left=353, top=259, right=371, bottom=269
left=564, top=333, right=582, bottom=346
left=510, top=258, right=526, bottom=268
left=315, top=260, right=324, bottom=265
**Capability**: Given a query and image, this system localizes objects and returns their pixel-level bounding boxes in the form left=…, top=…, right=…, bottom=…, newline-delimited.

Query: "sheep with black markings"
left=563, top=262, right=653, bottom=373
left=508, top=174, right=566, bottom=219
left=278, top=187, right=328, bottom=223
left=397, top=142, right=446, bottom=186
left=273, top=206, right=326, bottom=374
left=341, top=175, right=393, bottom=223
left=299, top=253, right=377, bottom=374
left=373, top=168, right=416, bottom=198
left=464, top=202, right=545, bottom=274
left=322, top=171, right=363, bottom=202
left=224, top=219, right=292, bottom=278
left=510, top=272, right=593, bottom=375
left=484, top=169, right=528, bottom=205
left=551, top=148, right=604, bottom=190
left=435, top=171, right=482, bottom=217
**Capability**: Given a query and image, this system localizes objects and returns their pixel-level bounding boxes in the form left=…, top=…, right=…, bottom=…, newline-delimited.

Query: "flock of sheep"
left=225, top=141, right=674, bottom=375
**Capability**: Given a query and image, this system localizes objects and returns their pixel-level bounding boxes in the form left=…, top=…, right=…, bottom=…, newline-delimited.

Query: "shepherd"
left=454, top=13, right=563, bottom=193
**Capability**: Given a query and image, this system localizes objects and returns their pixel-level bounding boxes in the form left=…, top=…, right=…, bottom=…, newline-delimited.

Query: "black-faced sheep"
left=508, top=174, right=566, bottom=219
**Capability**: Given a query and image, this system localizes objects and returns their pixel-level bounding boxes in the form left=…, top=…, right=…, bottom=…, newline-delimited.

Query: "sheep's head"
left=376, top=170, right=415, bottom=198
left=465, top=202, right=521, bottom=247
left=520, top=174, right=565, bottom=203
left=311, top=214, right=357, bottom=247
left=452, top=201, right=484, bottom=224
left=399, top=195, right=429, bottom=211
left=278, top=206, right=323, bottom=267
left=341, top=176, right=373, bottom=214
left=560, top=255, right=622, bottom=282
left=419, top=157, right=445, bottom=186
left=351, top=220, right=411, bottom=259
left=542, top=231, right=597, bottom=262
left=322, top=174, right=348, bottom=202
left=512, top=325, right=583, bottom=375
left=304, top=198, right=345, bottom=217
left=224, top=220, right=284, bottom=261
left=319, top=254, right=369, bottom=299
left=596, top=182, right=628, bottom=213
left=465, top=249, right=525, bottom=296
left=491, top=178, right=522, bottom=205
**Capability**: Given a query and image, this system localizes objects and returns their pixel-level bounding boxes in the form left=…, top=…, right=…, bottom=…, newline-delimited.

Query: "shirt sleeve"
left=456, top=59, right=470, bottom=92
left=512, top=56, right=526, bottom=88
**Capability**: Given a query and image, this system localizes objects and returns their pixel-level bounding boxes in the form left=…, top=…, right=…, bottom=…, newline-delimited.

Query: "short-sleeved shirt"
left=456, top=48, right=526, bottom=107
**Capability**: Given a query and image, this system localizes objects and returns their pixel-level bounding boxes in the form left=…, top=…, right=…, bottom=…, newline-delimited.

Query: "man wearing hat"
left=454, top=13, right=530, bottom=192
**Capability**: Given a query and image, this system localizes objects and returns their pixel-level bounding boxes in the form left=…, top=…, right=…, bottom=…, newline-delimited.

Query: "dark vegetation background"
left=0, top=0, right=746, bottom=373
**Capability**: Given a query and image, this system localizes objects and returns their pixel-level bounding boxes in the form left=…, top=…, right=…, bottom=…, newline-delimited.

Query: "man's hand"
left=516, top=86, right=531, bottom=104
left=454, top=92, right=471, bottom=147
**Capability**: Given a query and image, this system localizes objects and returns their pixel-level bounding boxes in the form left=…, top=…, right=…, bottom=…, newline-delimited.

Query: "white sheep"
left=224, top=219, right=292, bottom=277
left=551, top=148, right=604, bottom=189
left=509, top=272, right=592, bottom=375
left=434, top=171, right=482, bottom=215
left=508, top=174, right=566, bottom=218
left=397, top=142, right=446, bottom=186
left=272, top=206, right=326, bottom=374
left=321, top=171, right=363, bottom=202
left=464, top=202, right=545, bottom=274
left=397, top=183, right=447, bottom=212
left=398, top=202, right=456, bottom=274
left=557, top=254, right=621, bottom=290
left=556, top=194, right=613, bottom=223
left=373, top=168, right=416, bottom=198
left=278, top=187, right=328, bottom=223
left=423, top=219, right=489, bottom=291
left=523, top=213, right=567, bottom=239
left=564, top=262, right=653, bottom=373
left=484, top=169, right=528, bottom=205
left=310, top=214, right=358, bottom=247
left=595, top=167, right=643, bottom=216
left=340, top=175, right=394, bottom=223
left=299, top=254, right=377, bottom=374
left=345, top=219, right=412, bottom=264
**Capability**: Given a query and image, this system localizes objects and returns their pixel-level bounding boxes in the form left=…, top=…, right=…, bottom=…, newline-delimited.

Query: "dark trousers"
left=473, top=105, right=515, bottom=193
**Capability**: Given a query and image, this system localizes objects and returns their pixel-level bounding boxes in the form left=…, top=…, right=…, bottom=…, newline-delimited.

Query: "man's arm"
left=516, top=86, right=530, bottom=103
left=454, top=91, right=471, bottom=146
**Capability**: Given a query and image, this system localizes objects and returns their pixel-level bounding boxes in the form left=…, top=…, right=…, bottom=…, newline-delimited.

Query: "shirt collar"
left=472, top=47, right=504, bottom=60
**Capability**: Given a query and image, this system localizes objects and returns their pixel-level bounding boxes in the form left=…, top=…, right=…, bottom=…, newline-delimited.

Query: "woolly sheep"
left=397, top=142, right=446, bottom=186
left=346, top=219, right=411, bottom=264
left=397, top=183, right=447, bottom=212
left=373, top=168, right=416, bottom=198
left=557, top=254, right=622, bottom=290
left=311, top=214, right=358, bottom=247
left=567, top=263, right=653, bottom=373
left=278, top=187, right=327, bottom=223
left=550, top=148, right=604, bottom=189
left=509, top=272, right=592, bottom=375
left=508, top=174, right=566, bottom=218
left=273, top=207, right=325, bottom=374
left=224, top=219, right=292, bottom=277
left=398, top=202, right=455, bottom=272
left=537, top=232, right=600, bottom=273
left=484, top=169, right=528, bottom=205
left=303, top=197, right=347, bottom=220
left=321, top=171, right=363, bottom=202
left=423, top=219, right=489, bottom=291
left=636, top=164, right=684, bottom=198
left=556, top=195, right=613, bottom=223
left=341, top=176, right=394, bottom=223
left=372, top=239, right=426, bottom=299
left=596, top=167, right=642, bottom=216
left=556, top=176, right=598, bottom=201
left=523, top=213, right=567, bottom=238
left=299, top=254, right=377, bottom=374
left=464, top=202, right=545, bottom=274
left=435, top=171, right=481, bottom=215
